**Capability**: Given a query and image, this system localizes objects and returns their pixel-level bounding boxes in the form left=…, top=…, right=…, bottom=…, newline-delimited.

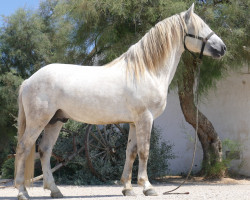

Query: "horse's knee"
left=138, top=148, right=149, bottom=161
left=16, top=142, right=25, bottom=155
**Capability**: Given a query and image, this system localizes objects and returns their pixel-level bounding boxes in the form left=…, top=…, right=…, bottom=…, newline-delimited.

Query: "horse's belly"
left=58, top=95, right=132, bottom=124
left=65, top=107, right=132, bottom=124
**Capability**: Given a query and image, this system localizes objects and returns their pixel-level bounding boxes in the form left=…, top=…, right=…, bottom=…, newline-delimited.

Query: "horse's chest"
left=144, top=91, right=167, bottom=119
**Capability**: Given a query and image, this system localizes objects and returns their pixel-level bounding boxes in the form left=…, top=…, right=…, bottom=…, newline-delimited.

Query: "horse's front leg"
left=135, top=112, right=158, bottom=196
left=38, top=122, right=63, bottom=198
left=121, top=123, right=137, bottom=196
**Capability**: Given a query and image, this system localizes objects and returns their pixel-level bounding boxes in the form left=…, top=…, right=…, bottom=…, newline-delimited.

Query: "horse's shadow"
left=0, top=195, right=123, bottom=200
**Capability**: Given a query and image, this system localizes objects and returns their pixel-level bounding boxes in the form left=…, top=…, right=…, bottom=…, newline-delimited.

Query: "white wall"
left=155, top=66, right=250, bottom=176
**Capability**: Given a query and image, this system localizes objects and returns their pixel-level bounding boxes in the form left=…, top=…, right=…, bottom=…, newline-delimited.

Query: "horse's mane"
left=105, top=12, right=205, bottom=79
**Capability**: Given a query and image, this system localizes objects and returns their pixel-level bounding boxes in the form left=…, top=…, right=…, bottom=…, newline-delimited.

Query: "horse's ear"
left=185, top=3, right=194, bottom=23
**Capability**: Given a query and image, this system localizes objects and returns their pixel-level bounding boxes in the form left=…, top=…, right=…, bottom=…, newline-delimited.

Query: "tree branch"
left=32, top=146, right=84, bottom=182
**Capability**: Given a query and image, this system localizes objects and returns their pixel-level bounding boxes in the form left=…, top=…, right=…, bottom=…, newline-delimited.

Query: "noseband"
left=184, top=31, right=214, bottom=59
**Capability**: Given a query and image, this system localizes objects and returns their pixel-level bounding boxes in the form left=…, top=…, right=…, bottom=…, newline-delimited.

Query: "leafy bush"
left=53, top=122, right=175, bottom=185
left=0, top=72, right=22, bottom=171
left=53, top=155, right=103, bottom=185
left=147, top=127, right=175, bottom=179
left=1, top=157, right=15, bottom=179
left=201, top=139, right=243, bottom=178
left=202, top=160, right=227, bottom=179
left=1, top=120, right=175, bottom=185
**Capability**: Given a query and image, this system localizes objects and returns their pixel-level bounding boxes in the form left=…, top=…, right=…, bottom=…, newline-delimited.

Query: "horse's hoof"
left=122, top=189, right=136, bottom=196
left=51, top=190, right=64, bottom=198
left=143, top=188, right=158, bottom=196
left=18, top=194, right=30, bottom=200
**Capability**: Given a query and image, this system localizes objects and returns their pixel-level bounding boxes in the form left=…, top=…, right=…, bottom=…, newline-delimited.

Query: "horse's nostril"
left=220, top=44, right=226, bottom=55
left=223, top=45, right=227, bottom=52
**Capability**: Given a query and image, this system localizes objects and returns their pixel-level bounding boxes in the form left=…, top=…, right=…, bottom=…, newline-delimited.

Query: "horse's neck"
left=158, top=45, right=184, bottom=92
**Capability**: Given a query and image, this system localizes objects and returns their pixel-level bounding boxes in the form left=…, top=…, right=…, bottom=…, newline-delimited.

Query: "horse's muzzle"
left=210, top=44, right=226, bottom=59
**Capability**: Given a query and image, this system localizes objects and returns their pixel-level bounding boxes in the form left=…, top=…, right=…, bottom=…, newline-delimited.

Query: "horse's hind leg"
left=15, top=126, right=45, bottom=200
left=135, top=112, right=157, bottom=196
left=121, top=124, right=137, bottom=196
left=38, top=122, right=63, bottom=198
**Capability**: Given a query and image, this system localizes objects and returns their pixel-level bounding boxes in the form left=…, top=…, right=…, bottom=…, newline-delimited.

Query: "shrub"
left=1, top=121, right=175, bottom=185
left=201, top=139, right=243, bottom=178
left=53, top=122, right=175, bottom=185
left=1, top=157, right=15, bottom=179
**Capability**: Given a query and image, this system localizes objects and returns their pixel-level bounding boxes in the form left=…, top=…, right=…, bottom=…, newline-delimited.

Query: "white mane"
left=106, top=13, right=206, bottom=79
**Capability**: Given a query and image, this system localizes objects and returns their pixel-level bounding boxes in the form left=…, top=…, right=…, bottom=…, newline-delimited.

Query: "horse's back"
left=21, top=63, right=133, bottom=124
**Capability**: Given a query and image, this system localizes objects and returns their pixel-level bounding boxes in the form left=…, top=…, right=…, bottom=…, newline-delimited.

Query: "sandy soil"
left=1, top=177, right=250, bottom=200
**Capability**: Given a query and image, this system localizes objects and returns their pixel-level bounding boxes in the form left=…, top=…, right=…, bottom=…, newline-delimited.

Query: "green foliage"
left=202, top=159, right=227, bottom=179
left=0, top=72, right=22, bottom=168
left=53, top=121, right=87, bottom=160
left=0, top=72, right=22, bottom=127
left=0, top=9, right=52, bottom=78
left=50, top=0, right=192, bottom=65
left=201, top=139, right=243, bottom=178
left=0, top=4, right=78, bottom=78
left=52, top=123, right=175, bottom=185
left=54, top=155, right=102, bottom=185
left=222, top=139, right=243, bottom=166
left=1, top=157, right=14, bottom=179
left=147, top=126, right=175, bottom=179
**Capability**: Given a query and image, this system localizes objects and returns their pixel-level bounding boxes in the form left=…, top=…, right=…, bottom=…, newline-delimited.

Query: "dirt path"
left=1, top=178, right=250, bottom=200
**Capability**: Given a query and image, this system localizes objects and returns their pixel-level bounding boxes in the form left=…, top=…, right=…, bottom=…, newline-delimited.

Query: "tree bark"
left=178, top=56, right=224, bottom=177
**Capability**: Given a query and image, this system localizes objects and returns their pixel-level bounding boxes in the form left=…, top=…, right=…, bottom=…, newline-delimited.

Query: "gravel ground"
left=1, top=178, right=250, bottom=200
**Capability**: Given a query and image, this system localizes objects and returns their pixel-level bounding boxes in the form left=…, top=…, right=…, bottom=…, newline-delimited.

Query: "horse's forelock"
left=190, top=13, right=207, bottom=37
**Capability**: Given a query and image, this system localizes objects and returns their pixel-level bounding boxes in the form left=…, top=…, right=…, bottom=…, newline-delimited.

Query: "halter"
left=184, top=31, right=214, bottom=59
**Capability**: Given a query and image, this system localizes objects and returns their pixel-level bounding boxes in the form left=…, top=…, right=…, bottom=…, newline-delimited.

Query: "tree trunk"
left=178, top=55, right=224, bottom=178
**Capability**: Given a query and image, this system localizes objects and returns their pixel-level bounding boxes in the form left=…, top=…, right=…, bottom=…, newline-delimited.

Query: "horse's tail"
left=15, top=82, right=35, bottom=186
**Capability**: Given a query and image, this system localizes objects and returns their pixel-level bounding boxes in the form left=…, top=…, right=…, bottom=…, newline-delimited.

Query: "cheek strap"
left=184, top=31, right=214, bottom=59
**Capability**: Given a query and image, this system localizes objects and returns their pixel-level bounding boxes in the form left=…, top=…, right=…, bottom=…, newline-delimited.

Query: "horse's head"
left=182, top=3, right=226, bottom=59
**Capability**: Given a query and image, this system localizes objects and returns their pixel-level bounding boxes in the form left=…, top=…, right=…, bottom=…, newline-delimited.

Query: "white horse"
left=15, top=4, right=226, bottom=200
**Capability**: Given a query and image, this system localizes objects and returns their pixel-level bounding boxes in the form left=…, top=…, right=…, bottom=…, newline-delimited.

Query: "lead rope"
left=163, top=59, right=201, bottom=195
